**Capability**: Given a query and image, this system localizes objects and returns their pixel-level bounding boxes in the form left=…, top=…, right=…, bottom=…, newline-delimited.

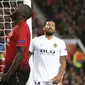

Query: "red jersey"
left=4, top=20, right=31, bottom=71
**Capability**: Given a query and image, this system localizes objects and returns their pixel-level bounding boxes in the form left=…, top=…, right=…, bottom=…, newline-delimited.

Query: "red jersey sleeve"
left=16, top=21, right=29, bottom=47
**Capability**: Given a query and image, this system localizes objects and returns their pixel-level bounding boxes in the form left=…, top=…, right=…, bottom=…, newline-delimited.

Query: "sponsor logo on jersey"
left=40, top=49, right=55, bottom=55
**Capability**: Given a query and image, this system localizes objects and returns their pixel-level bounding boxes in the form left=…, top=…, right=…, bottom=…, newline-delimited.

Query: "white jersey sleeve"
left=29, top=37, right=36, bottom=53
left=60, top=40, right=68, bottom=56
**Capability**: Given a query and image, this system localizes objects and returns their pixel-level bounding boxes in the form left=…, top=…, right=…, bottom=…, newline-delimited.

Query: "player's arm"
left=53, top=40, right=67, bottom=84
left=53, top=55, right=66, bottom=84
left=1, top=47, right=25, bottom=82
left=58, top=55, right=66, bottom=77
left=7, top=47, right=25, bottom=75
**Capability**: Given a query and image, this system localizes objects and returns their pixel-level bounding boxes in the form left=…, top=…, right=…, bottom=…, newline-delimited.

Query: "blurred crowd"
left=63, top=50, right=85, bottom=85
left=33, top=0, right=85, bottom=46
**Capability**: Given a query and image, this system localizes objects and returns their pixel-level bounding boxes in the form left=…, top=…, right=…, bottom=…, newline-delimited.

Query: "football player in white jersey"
left=28, top=20, right=68, bottom=85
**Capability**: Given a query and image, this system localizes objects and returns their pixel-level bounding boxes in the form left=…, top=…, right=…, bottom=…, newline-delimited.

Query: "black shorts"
left=1, top=68, right=30, bottom=85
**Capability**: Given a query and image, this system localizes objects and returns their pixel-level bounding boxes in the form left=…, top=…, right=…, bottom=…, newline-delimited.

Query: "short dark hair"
left=10, top=4, right=32, bottom=20
left=44, top=19, right=56, bottom=27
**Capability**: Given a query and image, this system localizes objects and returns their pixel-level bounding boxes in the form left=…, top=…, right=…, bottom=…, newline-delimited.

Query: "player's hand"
left=52, top=75, right=62, bottom=84
left=1, top=73, right=11, bottom=83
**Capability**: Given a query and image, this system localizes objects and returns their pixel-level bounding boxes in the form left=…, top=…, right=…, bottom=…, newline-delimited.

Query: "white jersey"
left=29, top=35, right=67, bottom=82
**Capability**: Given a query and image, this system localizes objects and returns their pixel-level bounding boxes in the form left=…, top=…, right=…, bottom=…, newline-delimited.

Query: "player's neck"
left=45, top=35, right=54, bottom=40
left=14, top=18, right=24, bottom=26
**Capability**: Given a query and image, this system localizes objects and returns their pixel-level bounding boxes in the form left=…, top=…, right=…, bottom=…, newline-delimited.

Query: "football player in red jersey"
left=1, top=4, right=32, bottom=85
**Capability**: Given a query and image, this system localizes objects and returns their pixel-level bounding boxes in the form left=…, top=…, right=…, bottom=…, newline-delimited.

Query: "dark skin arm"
left=52, top=56, right=66, bottom=84
left=1, top=47, right=25, bottom=82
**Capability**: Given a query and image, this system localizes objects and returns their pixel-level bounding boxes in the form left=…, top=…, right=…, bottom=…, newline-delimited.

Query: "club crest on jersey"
left=53, top=43, right=57, bottom=48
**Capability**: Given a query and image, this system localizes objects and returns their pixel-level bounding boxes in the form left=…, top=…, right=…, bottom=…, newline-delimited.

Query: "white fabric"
left=26, top=56, right=34, bottom=85
left=33, top=80, right=58, bottom=85
left=29, top=35, right=67, bottom=82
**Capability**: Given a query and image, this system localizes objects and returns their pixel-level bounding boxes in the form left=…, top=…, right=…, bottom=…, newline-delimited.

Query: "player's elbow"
left=16, top=47, right=25, bottom=59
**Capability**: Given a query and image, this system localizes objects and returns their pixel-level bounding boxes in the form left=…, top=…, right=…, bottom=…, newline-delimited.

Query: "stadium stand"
left=34, top=0, right=85, bottom=46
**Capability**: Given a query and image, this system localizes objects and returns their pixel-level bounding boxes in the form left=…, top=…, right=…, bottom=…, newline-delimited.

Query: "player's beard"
left=46, top=32, right=54, bottom=36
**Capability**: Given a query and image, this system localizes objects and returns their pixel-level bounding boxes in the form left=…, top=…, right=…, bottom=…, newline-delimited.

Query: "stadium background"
left=0, top=0, right=85, bottom=85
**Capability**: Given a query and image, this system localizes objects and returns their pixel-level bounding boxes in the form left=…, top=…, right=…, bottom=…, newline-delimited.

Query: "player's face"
left=44, top=21, right=56, bottom=36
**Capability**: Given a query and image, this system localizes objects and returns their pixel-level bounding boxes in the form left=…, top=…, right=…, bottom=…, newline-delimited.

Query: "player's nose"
left=49, top=27, right=52, bottom=29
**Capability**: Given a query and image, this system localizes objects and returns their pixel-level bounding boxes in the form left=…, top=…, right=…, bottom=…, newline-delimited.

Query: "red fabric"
left=4, top=20, right=31, bottom=71
left=49, top=0, right=55, bottom=5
